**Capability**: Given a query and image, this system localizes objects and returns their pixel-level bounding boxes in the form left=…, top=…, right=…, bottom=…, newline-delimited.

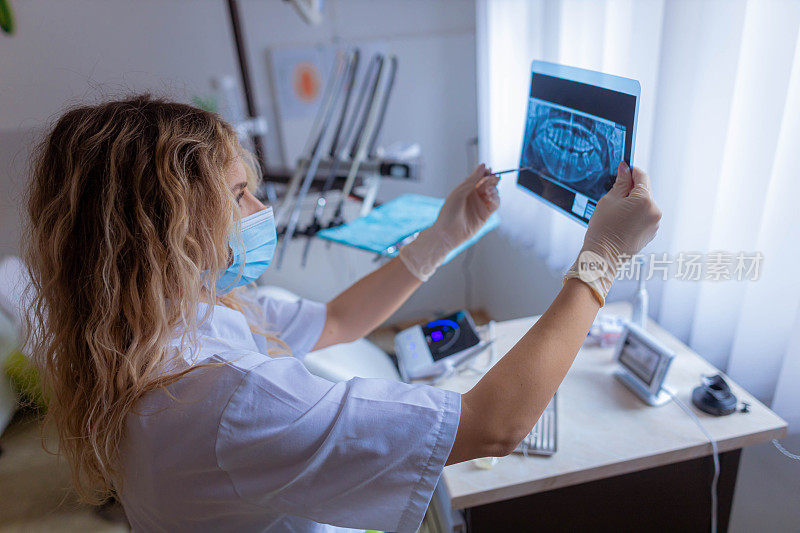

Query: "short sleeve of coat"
left=241, top=291, right=327, bottom=357
left=215, top=355, right=460, bottom=532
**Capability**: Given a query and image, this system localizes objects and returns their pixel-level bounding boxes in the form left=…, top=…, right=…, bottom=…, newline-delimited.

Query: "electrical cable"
left=325, top=55, right=386, bottom=233
left=772, top=439, right=800, bottom=461
left=299, top=49, right=364, bottom=267
left=465, top=321, right=496, bottom=374
left=276, top=51, right=350, bottom=227
left=462, top=247, right=474, bottom=310
left=664, top=388, right=719, bottom=533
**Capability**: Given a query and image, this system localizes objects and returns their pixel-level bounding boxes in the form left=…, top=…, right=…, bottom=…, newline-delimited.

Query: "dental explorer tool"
left=492, top=166, right=532, bottom=176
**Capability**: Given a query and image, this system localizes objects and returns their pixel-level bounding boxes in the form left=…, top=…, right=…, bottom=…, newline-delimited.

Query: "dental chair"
left=0, top=256, right=29, bottom=435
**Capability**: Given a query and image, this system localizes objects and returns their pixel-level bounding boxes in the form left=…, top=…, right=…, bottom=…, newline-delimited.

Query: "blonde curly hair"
left=24, top=94, right=277, bottom=504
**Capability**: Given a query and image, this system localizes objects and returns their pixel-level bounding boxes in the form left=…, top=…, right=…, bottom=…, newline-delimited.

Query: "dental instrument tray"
left=394, top=310, right=487, bottom=381
left=515, top=394, right=558, bottom=457
left=317, top=193, right=499, bottom=259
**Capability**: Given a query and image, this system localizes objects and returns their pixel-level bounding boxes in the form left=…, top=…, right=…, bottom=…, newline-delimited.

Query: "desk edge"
left=448, top=422, right=787, bottom=510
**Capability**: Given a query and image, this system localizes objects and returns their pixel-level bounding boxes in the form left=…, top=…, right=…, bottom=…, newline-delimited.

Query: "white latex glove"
left=566, top=162, right=661, bottom=305
left=399, top=164, right=500, bottom=281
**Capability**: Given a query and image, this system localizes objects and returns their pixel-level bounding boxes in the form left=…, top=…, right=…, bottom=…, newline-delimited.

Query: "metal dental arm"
left=327, top=54, right=393, bottom=231
left=275, top=51, right=348, bottom=229
left=358, top=55, right=398, bottom=217
left=274, top=50, right=353, bottom=268
left=297, top=50, right=368, bottom=267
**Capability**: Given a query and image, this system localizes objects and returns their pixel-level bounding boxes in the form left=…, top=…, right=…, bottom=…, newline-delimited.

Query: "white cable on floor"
left=772, top=439, right=800, bottom=461
left=665, top=388, right=719, bottom=533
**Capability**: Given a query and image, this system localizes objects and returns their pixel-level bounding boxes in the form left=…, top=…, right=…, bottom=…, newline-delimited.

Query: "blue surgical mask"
left=216, top=207, right=277, bottom=294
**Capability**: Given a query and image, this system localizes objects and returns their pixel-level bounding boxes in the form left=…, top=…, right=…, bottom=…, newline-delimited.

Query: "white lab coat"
left=117, top=291, right=460, bottom=532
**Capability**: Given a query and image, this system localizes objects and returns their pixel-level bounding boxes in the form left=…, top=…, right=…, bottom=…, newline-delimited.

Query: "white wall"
left=0, top=0, right=478, bottom=320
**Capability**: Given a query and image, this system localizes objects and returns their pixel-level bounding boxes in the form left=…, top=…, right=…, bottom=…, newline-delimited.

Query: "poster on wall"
left=268, top=44, right=332, bottom=121
left=266, top=41, right=388, bottom=165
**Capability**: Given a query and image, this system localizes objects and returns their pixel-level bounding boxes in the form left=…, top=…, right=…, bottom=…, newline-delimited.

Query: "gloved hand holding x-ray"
left=516, top=61, right=641, bottom=226
left=566, top=161, right=661, bottom=305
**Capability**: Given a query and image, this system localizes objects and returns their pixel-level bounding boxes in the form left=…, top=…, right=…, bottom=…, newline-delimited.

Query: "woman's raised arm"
left=449, top=163, right=661, bottom=463
left=314, top=165, right=499, bottom=350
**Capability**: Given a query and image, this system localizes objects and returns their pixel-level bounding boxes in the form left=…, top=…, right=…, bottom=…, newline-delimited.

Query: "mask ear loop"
left=217, top=200, right=246, bottom=295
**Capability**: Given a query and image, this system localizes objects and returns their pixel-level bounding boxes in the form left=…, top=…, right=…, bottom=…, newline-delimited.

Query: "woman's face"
left=226, top=155, right=268, bottom=218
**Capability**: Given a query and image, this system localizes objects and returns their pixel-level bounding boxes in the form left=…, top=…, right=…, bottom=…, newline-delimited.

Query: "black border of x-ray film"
left=517, top=68, right=639, bottom=226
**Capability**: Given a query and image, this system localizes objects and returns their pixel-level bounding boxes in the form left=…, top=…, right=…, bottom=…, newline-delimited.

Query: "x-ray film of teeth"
left=521, top=98, right=626, bottom=200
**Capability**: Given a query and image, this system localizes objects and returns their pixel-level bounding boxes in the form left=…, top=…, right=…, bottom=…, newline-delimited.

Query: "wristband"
left=563, top=250, right=617, bottom=307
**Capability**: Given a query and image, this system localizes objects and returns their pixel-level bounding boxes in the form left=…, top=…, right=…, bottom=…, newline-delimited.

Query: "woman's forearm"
left=313, top=257, right=422, bottom=350
left=313, top=166, right=498, bottom=351
left=448, top=278, right=601, bottom=463
left=446, top=165, right=661, bottom=464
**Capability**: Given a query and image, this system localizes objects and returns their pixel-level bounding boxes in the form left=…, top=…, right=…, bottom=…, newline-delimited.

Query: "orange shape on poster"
left=293, top=62, right=321, bottom=103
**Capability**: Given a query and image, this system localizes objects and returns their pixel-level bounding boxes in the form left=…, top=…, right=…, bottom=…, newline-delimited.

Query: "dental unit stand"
left=357, top=55, right=398, bottom=217
left=296, top=49, right=363, bottom=263
left=273, top=50, right=404, bottom=269
left=328, top=55, right=397, bottom=231
left=276, top=51, right=349, bottom=230
left=280, top=52, right=393, bottom=268
left=299, top=53, right=383, bottom=267
left=321, top=55, right=386, bottom=238
left=275, top=51, right=354, bottom=268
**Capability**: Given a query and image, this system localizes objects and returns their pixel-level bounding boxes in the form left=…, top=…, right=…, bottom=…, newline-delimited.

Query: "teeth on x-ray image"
left=522, top=99, right=625, bottom=199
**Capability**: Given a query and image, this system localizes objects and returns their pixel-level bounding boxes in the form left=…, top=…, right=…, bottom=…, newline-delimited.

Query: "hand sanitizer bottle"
left=631, top=256, right=648, bottom=328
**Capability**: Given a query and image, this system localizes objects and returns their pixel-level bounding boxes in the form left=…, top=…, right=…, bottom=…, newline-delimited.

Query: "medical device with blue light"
left=517, top=61, right=640, bottom=226
left=394, top=310, right=487, bottom=381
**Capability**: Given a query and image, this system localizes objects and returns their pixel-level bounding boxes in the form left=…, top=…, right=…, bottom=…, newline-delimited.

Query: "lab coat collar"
left=172, top=302, right=261, bottom=365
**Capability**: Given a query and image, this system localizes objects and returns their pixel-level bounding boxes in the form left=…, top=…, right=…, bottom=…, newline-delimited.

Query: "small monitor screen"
left=422, top=311, right=480, bottom=361
left=618, top=335, right=659, bottom=386
left=517, top=65, right=638, bottom=225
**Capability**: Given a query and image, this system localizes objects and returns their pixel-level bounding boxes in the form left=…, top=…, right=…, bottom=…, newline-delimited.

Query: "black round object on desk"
left=691, top=374, right=738, bottom=416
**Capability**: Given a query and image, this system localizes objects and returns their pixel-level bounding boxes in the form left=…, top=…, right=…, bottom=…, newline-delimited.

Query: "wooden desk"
left=435, top=303, right=787, bottom=531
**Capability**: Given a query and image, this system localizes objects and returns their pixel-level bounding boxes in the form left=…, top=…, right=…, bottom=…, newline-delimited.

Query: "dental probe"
left=492, top=166, right=532, bottom=176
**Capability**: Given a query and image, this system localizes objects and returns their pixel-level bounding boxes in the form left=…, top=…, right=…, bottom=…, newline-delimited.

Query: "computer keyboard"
left=514, top=394, right=557, bottom=456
